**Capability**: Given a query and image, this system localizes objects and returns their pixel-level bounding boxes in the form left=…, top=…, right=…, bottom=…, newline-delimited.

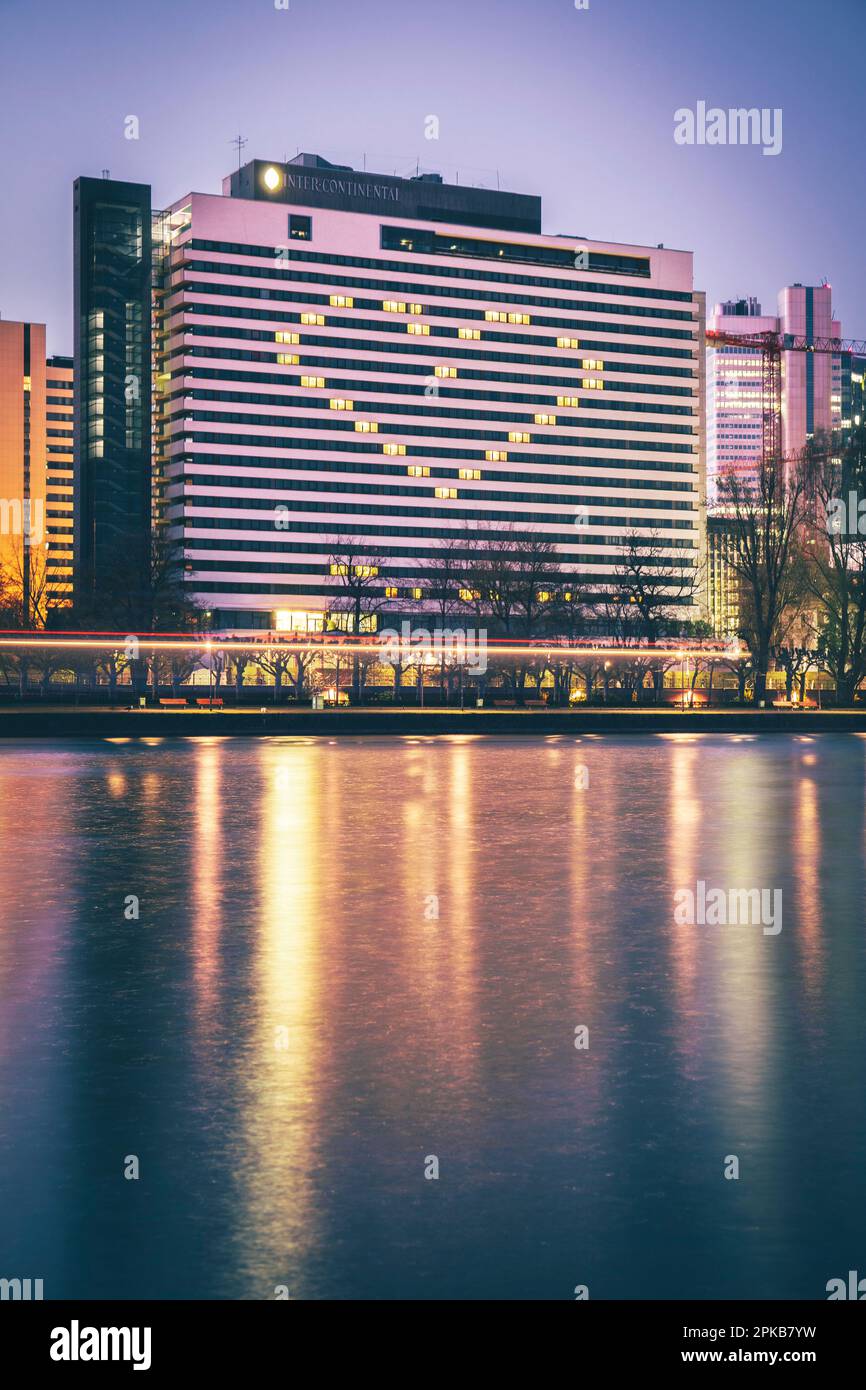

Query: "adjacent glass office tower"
left=154, top=154, right=705, bottom=633
left=73, top=176, right=152, bottom=608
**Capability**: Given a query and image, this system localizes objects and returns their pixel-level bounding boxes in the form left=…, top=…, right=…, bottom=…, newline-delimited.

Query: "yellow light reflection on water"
left=794, top=762, right=824, bottom=1000
left=234, top=744, right=323, bottom=1289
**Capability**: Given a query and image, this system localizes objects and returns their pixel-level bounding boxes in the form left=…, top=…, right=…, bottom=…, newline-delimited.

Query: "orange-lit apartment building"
left=0, top=319, right=73, bottom=617
left=45, top=353, right=74, bottom=606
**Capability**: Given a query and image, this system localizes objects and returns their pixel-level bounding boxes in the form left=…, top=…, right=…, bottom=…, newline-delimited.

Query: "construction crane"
left=705, top=329, right=866, bottom=464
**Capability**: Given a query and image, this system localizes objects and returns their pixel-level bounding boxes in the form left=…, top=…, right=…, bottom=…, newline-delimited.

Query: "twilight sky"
left=0, top=0, right=862, bottom=356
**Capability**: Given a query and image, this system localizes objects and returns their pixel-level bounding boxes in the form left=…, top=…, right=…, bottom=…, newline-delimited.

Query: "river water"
left=0, top=733, right=864, bottom=1299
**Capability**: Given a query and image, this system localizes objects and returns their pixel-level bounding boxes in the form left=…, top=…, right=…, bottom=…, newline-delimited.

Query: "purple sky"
left=1, top=0, right=863, bottom=356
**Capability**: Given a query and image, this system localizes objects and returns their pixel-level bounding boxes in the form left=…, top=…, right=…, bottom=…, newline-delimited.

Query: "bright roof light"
left=262, top=166, right=282, bottom=191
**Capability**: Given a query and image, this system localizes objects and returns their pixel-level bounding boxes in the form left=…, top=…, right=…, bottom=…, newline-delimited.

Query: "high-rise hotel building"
left=153, top=153, right=705, bottom=633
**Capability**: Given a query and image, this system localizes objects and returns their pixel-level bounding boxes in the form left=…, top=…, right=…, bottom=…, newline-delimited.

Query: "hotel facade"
left=149, top=154, right=706, bottom=634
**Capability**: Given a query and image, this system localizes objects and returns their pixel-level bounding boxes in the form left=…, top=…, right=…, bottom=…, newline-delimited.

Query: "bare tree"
left=326, top=542, right=389, bottom=702
left=715, top=449, right=814, bottom=705
left=798, top=425, right=866, bottom=705
left=0, top=539, right=54, bottom=628
left=251, top=644, right=295, bottom=704
left=614, top=529, right=696, bottom=641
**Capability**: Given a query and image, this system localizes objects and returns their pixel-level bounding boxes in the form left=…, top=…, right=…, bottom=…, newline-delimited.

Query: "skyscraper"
left=706, top=297, right=774, bottom=499
left=707, top=285, right=843, bottom=501
left=45, top=354, right=74, bottom=608
left=778, top=284, right=840, bottom=457
left=0, top=320, right=73, bottom=618
left=0, top=319, right=46, bottom=621
left=155, top=153, right=705, bottom=633
left=73, top=175, right=152, bottom=611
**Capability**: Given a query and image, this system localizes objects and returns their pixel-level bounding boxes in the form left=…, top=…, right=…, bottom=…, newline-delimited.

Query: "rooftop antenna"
left=230, top=134, right=248, bottom=172
left=496, top=169, right=500, bottom=190
left=101, top=169, right=110, bottom=179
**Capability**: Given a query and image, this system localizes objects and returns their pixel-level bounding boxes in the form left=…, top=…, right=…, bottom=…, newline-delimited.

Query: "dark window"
left=289, top=215, right=312, bottom=241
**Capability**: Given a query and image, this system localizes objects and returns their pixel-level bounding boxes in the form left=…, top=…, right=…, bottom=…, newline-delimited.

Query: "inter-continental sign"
left=285, top=173, right=400, bottom=201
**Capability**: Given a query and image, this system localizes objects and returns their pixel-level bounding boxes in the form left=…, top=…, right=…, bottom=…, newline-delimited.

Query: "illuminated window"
left=22, top=376, right=31, bottom=392
left=330, top=295, right=354, bottom=308
left=383, top=300, right=407, bottom=313
left=459, top=468, right=481, bottom=480
left=355, top=420, right=379, bottom=432
left=557, top=336, right=580, bottom=349
left=301, top=312, right=325, bottom=325
left=289, top=215, right=312, bottom=240
left=301, top=376, right=325, bottom=388
left=557, top=396, right=580, bottom=407
left=485, top=310, right=508, bottom=322
left=329, top=398, right=354, bottom=410
left=274, top=610, right=325, bottom=633
left=508, top=431, right=530, bottom=443
left=459, top=588, right=479, bottom=602
left=275, top=331, right=300, bottom=344
left=434, top=365, right=457, bottom=378
left=582, top=359, right=604, bottom=370
left=330, top=562, right=379, bottom=579
left=409, top=303, right=423, bottom=315
left=535, top=413, right=556, bottom=425
left=407, top=322, right=430, bottom=335
left=486, top=450, right=507, bottom=462
left=508, top=312, right=530, bottom=324
left=383, top=443, right=406, bottom=456
left=276, top=353, right=299, bottom=365
left=385, top=586, right=399, bottom=598
left=434, top=487, right=457, bottom=499
left=409, top=587, right=423, bottom=600
left=583, top=378, right=604, bottom=390
left=458, top=328, right=481, bottom=339
left=537, top=591, right=551, bottom=603
left=408, top=465, right=431, bottom=477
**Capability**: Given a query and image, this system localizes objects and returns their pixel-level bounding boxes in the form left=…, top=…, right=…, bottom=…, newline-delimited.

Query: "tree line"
left=3, top=422, right=866, bottom=704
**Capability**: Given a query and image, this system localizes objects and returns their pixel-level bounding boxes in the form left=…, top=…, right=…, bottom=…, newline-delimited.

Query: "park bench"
left=492, top=699, right=517, bottom=708
left=196, top=697, right=224, bottom=708
left=158, top=698, right=187, bottom=707
left=524, top=699, right=547, bottom=708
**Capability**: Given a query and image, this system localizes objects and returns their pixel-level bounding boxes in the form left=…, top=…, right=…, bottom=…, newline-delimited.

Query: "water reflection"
left=0, top=735, right=864, bottom=1299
